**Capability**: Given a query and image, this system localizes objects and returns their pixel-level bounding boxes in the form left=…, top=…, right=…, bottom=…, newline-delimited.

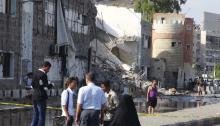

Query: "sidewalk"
left=139, top=103, right=220, bottom=126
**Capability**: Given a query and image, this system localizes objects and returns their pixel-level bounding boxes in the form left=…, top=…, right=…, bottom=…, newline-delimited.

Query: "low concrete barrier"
left=21, top=89, right=27, bottom=98
left=0, top=88, right=63, bottom=99
left=57, top=89, right=63, bottom=96
left=4, top=90, right=11, bottom=98
left=0, top=90, right=3, bottom=99
left=12, top=89, right=20, bottom=99
left=51, top=89, right=56, bottom=96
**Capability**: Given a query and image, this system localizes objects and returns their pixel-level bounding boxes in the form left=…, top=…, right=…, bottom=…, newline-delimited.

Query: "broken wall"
left=95, top=5, right=143, bottom=66
left=96, top=4, right=141, bottom=38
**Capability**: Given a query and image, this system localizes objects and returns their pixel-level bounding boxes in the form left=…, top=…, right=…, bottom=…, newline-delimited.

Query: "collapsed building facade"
left=93, top=3, right=152, bottom=95
left=95, top=3, right=152, bottom=70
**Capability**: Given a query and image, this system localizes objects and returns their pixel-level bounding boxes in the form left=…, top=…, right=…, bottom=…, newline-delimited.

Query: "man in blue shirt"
left=75, top=72, right=106, bottom=126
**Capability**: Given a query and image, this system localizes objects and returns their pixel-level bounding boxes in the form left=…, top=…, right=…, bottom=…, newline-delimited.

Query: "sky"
left=181, top=0, right=220, bottom=24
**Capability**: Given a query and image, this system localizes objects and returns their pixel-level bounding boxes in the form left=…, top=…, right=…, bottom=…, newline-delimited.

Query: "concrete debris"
left=168, top=88, right=177, bottom=95
left=91, top=52, right=151, bottom=97
left=122, top=64, right=131, bottom=71
left=90, top=39, right=123, bottom=69
left=90, top=36, right=152, bottom=97
left=92, top=4, right=152, bottom=97
left=91, top=58, right=145, bottom=96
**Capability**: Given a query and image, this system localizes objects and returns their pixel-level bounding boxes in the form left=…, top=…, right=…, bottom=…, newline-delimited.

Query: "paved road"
left=139, top=102, right=220, bottom=126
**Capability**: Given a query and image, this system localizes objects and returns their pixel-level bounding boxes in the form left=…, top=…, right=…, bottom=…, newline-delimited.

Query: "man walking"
left=101, top=81, right=119, bottom=126
left=31, top=61, right=54, bottom=126
left=75, top=72, right=106, bottom=126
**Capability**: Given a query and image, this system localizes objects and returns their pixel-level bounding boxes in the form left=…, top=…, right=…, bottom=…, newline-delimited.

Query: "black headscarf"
left=109, top=94, right=141, bottom=126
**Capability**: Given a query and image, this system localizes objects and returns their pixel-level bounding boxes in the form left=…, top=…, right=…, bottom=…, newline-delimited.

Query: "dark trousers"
left=103, top=120, right=111, bottom=126
left=66, top=116, right=74, bottom=126
left=31, top=100, right=47, bottom=126
left=79, top=109, right=100, bottom=126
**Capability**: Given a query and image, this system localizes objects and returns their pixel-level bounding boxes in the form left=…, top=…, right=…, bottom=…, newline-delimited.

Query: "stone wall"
left=0, top=0, right=97, bottom=89
left=0, top=0, right=22, bottom=89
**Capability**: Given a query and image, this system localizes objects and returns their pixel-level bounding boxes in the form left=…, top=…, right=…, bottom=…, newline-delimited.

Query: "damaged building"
left=95, top=3, right=152, bottom=77
left=0, top=0, right=151, bottom=97
left=92, top=2, right=152, bottom=95
left=0, top=0, right=97, bottom=89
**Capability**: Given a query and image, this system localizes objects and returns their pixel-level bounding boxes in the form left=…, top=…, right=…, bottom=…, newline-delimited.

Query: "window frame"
left=0, top=51, right=14, bottom=79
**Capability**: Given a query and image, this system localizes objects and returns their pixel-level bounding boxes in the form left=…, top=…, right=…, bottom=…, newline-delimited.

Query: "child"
left=61, top=77, right=78, bottom=126
left=147, top=80, right=158, bottom=114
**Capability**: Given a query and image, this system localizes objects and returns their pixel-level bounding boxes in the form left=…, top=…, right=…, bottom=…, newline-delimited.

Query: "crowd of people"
left=30, top=61, right=143, bottom=126
left=23, top=60, right=220, bottom=126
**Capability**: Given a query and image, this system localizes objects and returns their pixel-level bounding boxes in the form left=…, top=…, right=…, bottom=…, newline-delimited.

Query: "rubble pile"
left=91, top=55, right=150, bottom=97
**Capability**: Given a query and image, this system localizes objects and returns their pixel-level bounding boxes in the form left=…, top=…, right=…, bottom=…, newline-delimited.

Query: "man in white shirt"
left=101, top=81, right=119, bottom=126
left=61, top=77, right=78, bottom=126
left=75, top=72, right=106, bottom=126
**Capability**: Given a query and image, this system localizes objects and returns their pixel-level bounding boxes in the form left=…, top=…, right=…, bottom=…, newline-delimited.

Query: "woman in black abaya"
left=109, top=94, right=141, bottom=126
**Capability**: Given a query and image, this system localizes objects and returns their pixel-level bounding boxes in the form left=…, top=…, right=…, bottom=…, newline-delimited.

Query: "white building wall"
left=44, top=57, right=62, bottom=81
left=21, top=2, right=33, bottom=73
left=45, top=1, right=88, bottom=35
left=96, top=4, right=141, bottom=38
left=200, top=31, right=207, bottom=68
left=202, top=12, right=220, bottom=34
left=0, top=0, right=5, bottom=13
left=153, top=14, right=185, bottom=33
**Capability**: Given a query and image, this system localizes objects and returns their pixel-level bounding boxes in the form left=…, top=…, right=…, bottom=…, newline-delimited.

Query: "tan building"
left=151, top=13, right=194, bottom=89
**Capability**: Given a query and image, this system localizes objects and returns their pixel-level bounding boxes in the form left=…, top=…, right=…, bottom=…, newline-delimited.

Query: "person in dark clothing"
left=31, top=61, right=54, bottom=126
left=109, top=94, right=141, bottom=126
left=23, top=72, right=33, bottom=90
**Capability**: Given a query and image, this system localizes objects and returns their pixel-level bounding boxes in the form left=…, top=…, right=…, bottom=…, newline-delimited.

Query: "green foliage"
left=215, top=64, right=220, bottom=79
left=134, top=0, right=187, bottom=22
